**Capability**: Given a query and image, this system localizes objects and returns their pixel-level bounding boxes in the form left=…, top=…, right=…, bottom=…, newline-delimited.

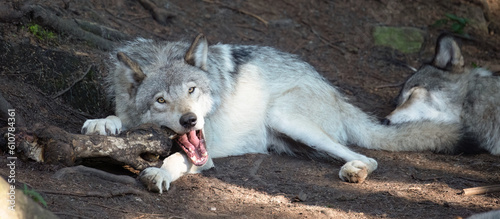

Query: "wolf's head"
left=114, top=34, right=213, bottom=166
left=382, top=35, right=472, bottom=125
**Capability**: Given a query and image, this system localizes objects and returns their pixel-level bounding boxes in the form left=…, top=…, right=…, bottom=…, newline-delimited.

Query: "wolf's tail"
left=343, top=106, right=461, bottom=153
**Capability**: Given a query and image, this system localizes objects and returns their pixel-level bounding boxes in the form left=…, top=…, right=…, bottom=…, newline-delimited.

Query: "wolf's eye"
left=157, top=97, right=166, bottom=103
left=188, top=87, right=196, bottom=94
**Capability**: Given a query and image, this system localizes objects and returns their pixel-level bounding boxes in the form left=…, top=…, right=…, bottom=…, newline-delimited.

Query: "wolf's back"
left=463, top=76, right=500, bottom=155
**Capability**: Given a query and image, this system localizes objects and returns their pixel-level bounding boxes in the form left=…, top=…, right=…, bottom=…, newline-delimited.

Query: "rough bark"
left=2, top=123, right=174, bottom=170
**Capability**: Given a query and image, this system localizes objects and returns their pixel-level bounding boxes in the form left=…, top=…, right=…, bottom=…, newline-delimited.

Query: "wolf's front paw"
left=339, top=160, right=370, bottom=183
left=139, top=167, right=172, bottom=194
left=81, top=115, right=122, bottom=135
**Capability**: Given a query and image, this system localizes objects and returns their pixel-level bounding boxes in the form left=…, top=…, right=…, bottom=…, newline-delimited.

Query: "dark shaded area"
left=0, top=0, right=499, bottom=218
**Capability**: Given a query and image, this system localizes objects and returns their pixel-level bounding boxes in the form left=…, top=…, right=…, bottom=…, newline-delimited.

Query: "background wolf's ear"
left=432, top=35, right=464, bottom=72
left=116, top=52, right=147, bottom=95
left=184, top=34, right=208, bottom=71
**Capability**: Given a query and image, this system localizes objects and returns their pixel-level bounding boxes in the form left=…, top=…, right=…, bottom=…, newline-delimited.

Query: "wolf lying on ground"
left=383, top=35, right=500, bottom=155
left=82, top=34, right=459, bottom=193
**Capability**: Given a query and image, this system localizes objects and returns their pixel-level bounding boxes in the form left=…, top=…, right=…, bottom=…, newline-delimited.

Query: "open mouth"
left=174, top=129, right=208, bottom=166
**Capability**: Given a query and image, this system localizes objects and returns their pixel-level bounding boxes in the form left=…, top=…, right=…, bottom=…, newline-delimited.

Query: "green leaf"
left=457, top=17, right=469, bottom=25
left=445, top=13, right=460, bottom=21
left=451, top=22, right=464, bottom=34
left=431, top=19, right=448, bottom=28
left=22, top=184, right=48, bottom=208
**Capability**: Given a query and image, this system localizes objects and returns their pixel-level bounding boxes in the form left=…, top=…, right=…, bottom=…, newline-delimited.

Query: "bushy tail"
left=344, top=108, right=461, bottom=154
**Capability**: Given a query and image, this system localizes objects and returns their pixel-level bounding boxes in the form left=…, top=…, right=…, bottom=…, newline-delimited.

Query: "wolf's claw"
left=139, top=167, right=172, bottom=194
left=339, top=160, right=376, bottom=183
left=81, top=115, right=122, bottom=135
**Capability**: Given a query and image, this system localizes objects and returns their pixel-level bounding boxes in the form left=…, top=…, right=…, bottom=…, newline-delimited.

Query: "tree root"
left=137, top=0, right=174, bottom=25
left=22, top=4, right=119, bottom=50
left=0, top=3, right=131, bottom=51
left=53, top=165, right=139, bottom=186
left=37, top=187, right=146, bottom=198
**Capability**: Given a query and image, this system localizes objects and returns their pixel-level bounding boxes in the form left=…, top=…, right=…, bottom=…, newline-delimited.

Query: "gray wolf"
left=82, top=34, right=460, bottom=193
left=383, top=35, right=500, bottom=155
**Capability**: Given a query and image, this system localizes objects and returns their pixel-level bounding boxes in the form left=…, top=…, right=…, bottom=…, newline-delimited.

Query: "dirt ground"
left=1, top=0, right=499, bottom=218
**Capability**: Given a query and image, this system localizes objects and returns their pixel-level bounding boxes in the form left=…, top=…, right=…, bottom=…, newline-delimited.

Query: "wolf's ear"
left=116, top=52, right=147, bottom=95
left=432, top=35, right=464, bottom=72
left=185, top=33, right=208, bottom=71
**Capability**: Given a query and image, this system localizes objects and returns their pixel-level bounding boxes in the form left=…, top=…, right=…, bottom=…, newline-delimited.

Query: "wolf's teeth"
left=168, top=134, right=178, bottom=139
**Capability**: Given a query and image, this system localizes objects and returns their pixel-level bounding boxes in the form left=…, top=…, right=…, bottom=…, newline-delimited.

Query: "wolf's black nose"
left=180, top=112, right=197, bottom=128
left=380, top=118, right=391, bottom=125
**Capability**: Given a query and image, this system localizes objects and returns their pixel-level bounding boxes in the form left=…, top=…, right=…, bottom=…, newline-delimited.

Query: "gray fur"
left=385, top=35, right=500, bottom=155
left=82, top=34, right=462, bottom=193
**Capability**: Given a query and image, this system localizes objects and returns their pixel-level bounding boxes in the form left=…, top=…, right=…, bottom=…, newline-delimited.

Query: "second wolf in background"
left=383, top=35, right=500, bottom=155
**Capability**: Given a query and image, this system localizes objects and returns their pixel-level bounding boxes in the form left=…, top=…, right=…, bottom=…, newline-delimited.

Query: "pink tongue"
left=188, top=130, right=200, bottom=147
left=176, top=130, right=208, bottom=166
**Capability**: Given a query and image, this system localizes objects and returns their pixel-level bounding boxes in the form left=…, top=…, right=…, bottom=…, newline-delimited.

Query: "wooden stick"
left=203, top=0, right=269, bottom=27
left=461, top=184, right=500, bottom=196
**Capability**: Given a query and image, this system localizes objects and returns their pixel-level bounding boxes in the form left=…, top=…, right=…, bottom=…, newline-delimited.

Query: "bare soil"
left=1, top=0, right=499, bottom=218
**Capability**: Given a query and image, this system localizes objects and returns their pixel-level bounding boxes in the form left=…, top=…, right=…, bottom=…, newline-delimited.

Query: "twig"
left=92, top=203, right=129, bottom=213
left=104, top=9, right=168, bottom=40
left=301, top=19, right=346, bottom=55
left=136, top=0, right=174, bottom=25
left=234, top=24, right=267, bottom=33
left=374, top=82, right=404, bottom=89
left=38, top=188, right=146, bottom=198
left=203, top=0, right=268, bottom=27
left=411, top=174, right=443, bottom=181
left=368, top=71, right=397, bottom=83
left=461, top=184, right=500, bottom=196
left=51, top=65, right=93, bottom=99
left=52, top=212, right=92, bottom=219
left=457, top=176, right=487, bottom=183
left=92, top=203, right=165, bottom=216
left=54, top=100, right=94, bottom=121
left=289, top=39, right=309, bottom=54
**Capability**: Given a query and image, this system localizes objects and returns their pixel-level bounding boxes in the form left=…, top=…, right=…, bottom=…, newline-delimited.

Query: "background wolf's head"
left=383, top=35, right=491, bottom=125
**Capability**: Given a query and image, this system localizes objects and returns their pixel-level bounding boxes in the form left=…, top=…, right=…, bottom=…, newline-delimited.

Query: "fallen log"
left=1, top=123, right=174, bottom=170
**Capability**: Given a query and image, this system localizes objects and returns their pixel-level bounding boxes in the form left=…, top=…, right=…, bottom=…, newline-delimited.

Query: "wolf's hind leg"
left=81, top=115, right=122, bottom=135
left=267, top=112, right=377, bottom=183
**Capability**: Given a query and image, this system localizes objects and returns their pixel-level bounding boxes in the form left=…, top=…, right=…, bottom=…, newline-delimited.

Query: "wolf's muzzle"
left=180, top=112, right=197, bottom=128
